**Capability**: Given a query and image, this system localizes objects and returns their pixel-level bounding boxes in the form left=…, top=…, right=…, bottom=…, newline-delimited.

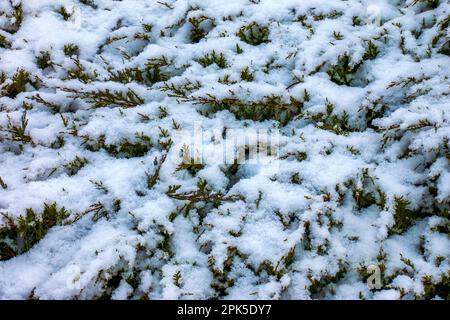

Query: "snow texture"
left=0, top=0, right=449, bottom=299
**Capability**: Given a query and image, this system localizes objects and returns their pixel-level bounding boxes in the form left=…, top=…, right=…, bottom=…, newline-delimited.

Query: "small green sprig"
left=64, top=87, right=145, bottom=108
left=0, top=203, right=70, bottom=261
left=198, top=51, right=227, bottom=68
left=237, top=22, right=270, bottom=45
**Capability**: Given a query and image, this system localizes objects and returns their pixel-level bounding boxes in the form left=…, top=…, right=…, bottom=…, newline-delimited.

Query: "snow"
left=0, top=0, right=449, bottom=300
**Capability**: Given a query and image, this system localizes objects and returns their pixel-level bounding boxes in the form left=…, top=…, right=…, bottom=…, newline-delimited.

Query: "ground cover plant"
left=0, top=0, right=449, bottom=299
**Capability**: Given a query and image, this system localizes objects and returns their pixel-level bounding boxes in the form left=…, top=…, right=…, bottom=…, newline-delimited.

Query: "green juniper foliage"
left=352, top=16, right=362, bottom=26
left=141, top=57, right=171, bottom=84
left=36, top=51, right=54, bottom=70
left=90, top=179, right=108, bottom=193
left=308, top=260, right=348, bottom=296
left=411, top=0, right=441, bottom=9
left=169, top=92, right=303, bottom=124
left=30, top=94, right=61, bottom=113
left=64, top=87, right=144, bottom=108
left=107, top=56, right=173, bottom=86
left=134, top=24, right=153, bottom=41
left=108, top=67, right=147, bottom=84
left=197, top=51, right=227, bottom=68
left=363, top=41, right=380, bottom=60
left=327, top=54, right=359, bottom=86
left=158, top=127, right=173, bottom=151
left=158, top=105, right=169, bottom=118
left=313, top=10, right=343, bottom=21
left=208, top=246, right=240, bottom=296
left=0, top=203, right=70, bottom=261
left=347, top=169, right=380, bottom=210
left=303, top=89, right=311, bottom=102
left=236, top=43, right=243, bottom=54
left=172, top=270, right=183, bottom=288
left=4, top=111, right=32, bottom=145
left=94, top=133, right=153, bottom=158
left=0, top=177, right=7, bottom=189
left=57, top=7, right=72, bottom=21
left=50, top=135, right=66, bottom=149
left=0, top=34, right=11, bottom=48
left=189, top=16, right=211, bottom=43
left=167, top=179, right=242, bottom=208
left=257, top=247, right=296, bottom=280
left=390, top=196, right=418, bottom=235
left=171, top=118, right=181, bottom=130
left=0, top=0, right=449, bottom=300
left=10, top=4, right=23, bottom=33
left=64, top=156, right=88, bottom=176
left=308, top=101, right=355, bottom=135
left=175, top=144, right=204, bottom=175
left=2, top=69, right=36, bottom=98
left=333, top=31, right=344, bottom=40
left=147, top=154, right=167, bottom=189
left=65, top=58, right=96, bottom=83
left=161, top=79, right=202, bottom=96
left=237, top=22, right=270, bottom=45
left=240, top=66, right=254, bottom=81
left=422, top=272, right=450, bottom=300
left=63, top=43, right=80, bottom=56
left=365, top=102, right=389, bottom=129
left=79, top=0, right=98, bottom=9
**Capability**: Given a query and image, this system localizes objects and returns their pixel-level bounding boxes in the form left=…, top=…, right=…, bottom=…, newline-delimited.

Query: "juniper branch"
left=63, top=87, right=144, bottom=108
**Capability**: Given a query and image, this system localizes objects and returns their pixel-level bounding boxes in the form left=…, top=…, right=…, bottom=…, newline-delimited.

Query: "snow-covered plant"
left=0, top=0, right=448, bottom=300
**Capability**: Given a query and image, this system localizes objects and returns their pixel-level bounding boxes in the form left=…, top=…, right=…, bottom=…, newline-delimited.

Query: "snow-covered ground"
left=0, top=0, right=449, bottom=299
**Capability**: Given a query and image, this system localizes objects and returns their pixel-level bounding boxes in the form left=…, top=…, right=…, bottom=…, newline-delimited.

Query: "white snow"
left=0, top=0, right=449, bottom=300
